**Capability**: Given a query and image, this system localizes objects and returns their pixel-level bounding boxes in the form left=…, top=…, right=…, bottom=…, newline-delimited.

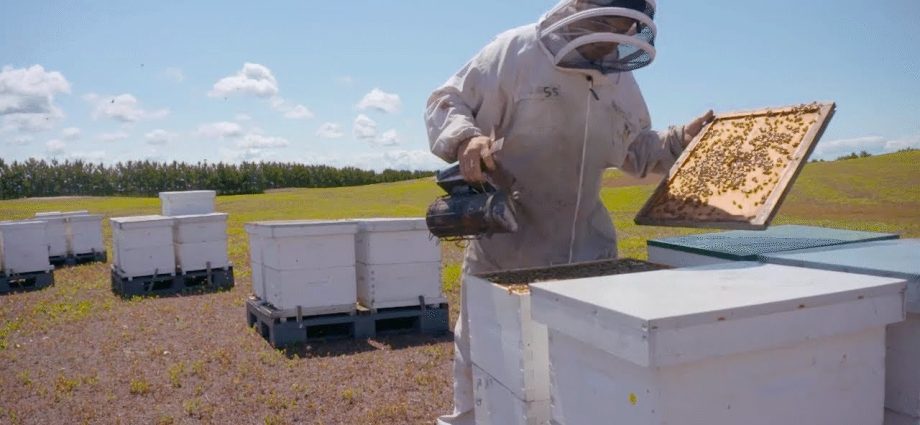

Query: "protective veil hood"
left=538, top=0, right=657, bottom=73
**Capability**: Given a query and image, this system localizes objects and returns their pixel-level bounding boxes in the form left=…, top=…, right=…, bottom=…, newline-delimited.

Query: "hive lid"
left=760, top=239, right=920, bottom=312
left=173, top=212, right=229, bottom=223
left=530, top=262, right=905, bottom=367
left=158, top=190, right=216, bottom=198
left=66, top=214, right=104, bottom=223
left=35, top=210, right=89, bottom=218
left=0, top=220, right=47, bottom=230
left=110, top=215, right=176, bottom=229
left=245, top=220, right=358, bottom=237
left=647, top=225, right=898, bottom=260
left=356, top=218, right=428, bottom=232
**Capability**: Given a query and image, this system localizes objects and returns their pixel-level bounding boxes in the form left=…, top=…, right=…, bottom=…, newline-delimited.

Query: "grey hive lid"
left=760, top=239, right=920, bottom=311
left=647, top=225, right=899, bottom=260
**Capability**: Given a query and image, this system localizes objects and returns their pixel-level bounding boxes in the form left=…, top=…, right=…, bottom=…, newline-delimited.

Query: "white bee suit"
left=427, top=1, right=684, bottom=423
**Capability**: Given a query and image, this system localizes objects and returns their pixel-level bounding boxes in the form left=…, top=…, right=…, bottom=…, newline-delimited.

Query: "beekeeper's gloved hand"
left=683, top=110, right=716, bottom=147
left=458, top=136, right=496, bottom=183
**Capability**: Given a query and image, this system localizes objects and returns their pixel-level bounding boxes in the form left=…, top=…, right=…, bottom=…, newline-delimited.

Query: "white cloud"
left=97, top=131, right=129, bottom=143
left=884, top=134, right=920, bottom=152
left=357, top=88, right=401, bottom=114
left=301, top=149, right=443, bottom=172
left=269, top=97, right=314, bottom=120
left=85, top=93, right=169, bottom=123
left=316, top=122, right=344, bottom=139
left=812, top=134, right=920, bottom=160
left=145, top=129, right=175, bottom=145
left=46, top=139, right=66, bottom=156
left=284, top=104, right=314, bottom=120
left=195, top=121, right=243, bottom=139
left=164, top=67, right=185, bottom=83
left=209, top=63, right=279, bottom=98
left=61, top=127, right=80, bottom=140
left=5, top=135, right=33, bottom=146
left=353, top=114, right=377, bottom=140
left=378, top=149, right=443, bottom=171
left=69, top=150, right=107, bottom=162
left=376, top=129, right=400, bottom=147
left=219, top=147, right=279, bottom=163
left=235, top=113, right=252, bottom=122
left=336, top=76, right=355, bottom=86
left=237, top=133, right=290, bottom=149
left=0, top=65, right=71, bottom=132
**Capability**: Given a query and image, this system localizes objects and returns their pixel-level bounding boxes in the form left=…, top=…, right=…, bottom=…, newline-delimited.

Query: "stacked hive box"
left=466, top=275, right=551, bottom=425
left=34, top=211, right=105, bottom=263
left=246, top=221, right=358, bottom=313
left=173, top=213, right=229, bottom=273
left=530, top=263, right=907, bottom=425
left=159, top=190, right=216, bottom=216
left=354, top=218, right=444, bottom=309
left=34, top=211, right=85, bottom=260
left=111, top=216, right=177, bottom=278
left=465, top=260, right=665, bottom=425
left=0, top=220, right=52, bottom=276
left=67, top=214, right=105, bottom=258
left=647, top=225, right=898, bottom=268
left=759, top=240, right=920, bottom=425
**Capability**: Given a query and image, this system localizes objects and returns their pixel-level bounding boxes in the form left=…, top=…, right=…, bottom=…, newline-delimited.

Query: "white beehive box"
left=159, top=190, right=216, bottom=216
left=0, top=220, right=52, bottom=275
left=530, top=262, right=906, bottom=425
left=245, top=220, right=358, bottom=313
left=111, top=216, right=176, bottom=277
left=759, top=240, right=920, bottom=423
left=38, top=215, right=70, bottom=257
left=466, top=274, right=550, bottom=404
left=473, top=364, right=551, bottom=425
left=173, top=213, right=229, bottom=272
left=67, top=214, right=105, bottom=255
left=354, top=218, right=444, bottom=309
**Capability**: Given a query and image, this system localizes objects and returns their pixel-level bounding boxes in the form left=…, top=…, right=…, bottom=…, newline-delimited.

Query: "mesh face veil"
left=539, top=0, right=657, bottom=73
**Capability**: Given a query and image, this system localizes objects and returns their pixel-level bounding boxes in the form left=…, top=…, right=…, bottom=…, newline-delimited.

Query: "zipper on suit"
left=569, top=75, right=598, bottom=264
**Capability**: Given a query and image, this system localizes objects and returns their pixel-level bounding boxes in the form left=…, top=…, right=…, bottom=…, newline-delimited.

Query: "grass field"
left=0, top=151, right=917, bottom=424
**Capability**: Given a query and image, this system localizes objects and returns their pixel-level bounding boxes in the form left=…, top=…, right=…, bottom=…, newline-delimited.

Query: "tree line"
left=0, top=158, right=435, bottom=200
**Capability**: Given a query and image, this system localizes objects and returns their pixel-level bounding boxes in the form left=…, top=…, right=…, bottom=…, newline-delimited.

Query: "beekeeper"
left=425, top=0, right=712, bottom=423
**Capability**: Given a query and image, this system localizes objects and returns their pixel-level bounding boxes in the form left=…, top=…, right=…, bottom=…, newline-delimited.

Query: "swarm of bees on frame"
left=651, top=103, right=822, bottom=221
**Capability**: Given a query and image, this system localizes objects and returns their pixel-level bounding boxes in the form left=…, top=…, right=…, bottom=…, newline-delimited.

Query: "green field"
left=0, top=151, right=917, bottom=424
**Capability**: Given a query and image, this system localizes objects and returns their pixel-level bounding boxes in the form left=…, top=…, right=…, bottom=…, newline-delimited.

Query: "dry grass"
left=0, top=151, right=917, bottom=424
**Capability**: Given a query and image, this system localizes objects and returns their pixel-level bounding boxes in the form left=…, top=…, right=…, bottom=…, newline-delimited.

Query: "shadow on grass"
left=283, top=332, right=453, bottom=359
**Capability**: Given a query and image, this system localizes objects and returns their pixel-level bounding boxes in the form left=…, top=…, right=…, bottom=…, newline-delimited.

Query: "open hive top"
left=636, top=102, right=835, bottom=230
left=478, top=258, right=667, bottom=293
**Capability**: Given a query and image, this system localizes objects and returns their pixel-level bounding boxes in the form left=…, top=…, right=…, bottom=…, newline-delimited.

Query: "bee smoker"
left=425, top=163, right=519, bottom=240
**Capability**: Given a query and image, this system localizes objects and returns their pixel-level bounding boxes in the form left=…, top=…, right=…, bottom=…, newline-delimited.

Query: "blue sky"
left=1, top=0, right=918, bottom=170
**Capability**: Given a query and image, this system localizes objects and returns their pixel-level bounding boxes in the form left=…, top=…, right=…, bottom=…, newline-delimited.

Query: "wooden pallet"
left=246, top=296, right=450, bottom=348
left=0, top=270, right=55, bottom=295
left=636, top=102, right=836, bottom=230
left=110, top=265, right=234, bottom=298
left=50, top=250, right=108, bottom=268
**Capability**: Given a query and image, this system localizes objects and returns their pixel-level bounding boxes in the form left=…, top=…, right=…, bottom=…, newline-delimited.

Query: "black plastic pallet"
left=0, top=270, right=55, bottom=295
left=246, top=297, right=450, bottom=348
left=50, top=250, right=108, bottom=268
left=111, top=266, right=234, bottom=298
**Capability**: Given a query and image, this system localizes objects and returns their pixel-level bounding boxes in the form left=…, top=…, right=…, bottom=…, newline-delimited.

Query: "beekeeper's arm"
left=620, top=110, right=714, bottom=178
left=426, top=37, right=513, bottom=182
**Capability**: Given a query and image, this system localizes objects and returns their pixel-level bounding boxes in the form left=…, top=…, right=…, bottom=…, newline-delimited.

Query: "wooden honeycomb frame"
left=635, top=102, right=836, bottom=230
